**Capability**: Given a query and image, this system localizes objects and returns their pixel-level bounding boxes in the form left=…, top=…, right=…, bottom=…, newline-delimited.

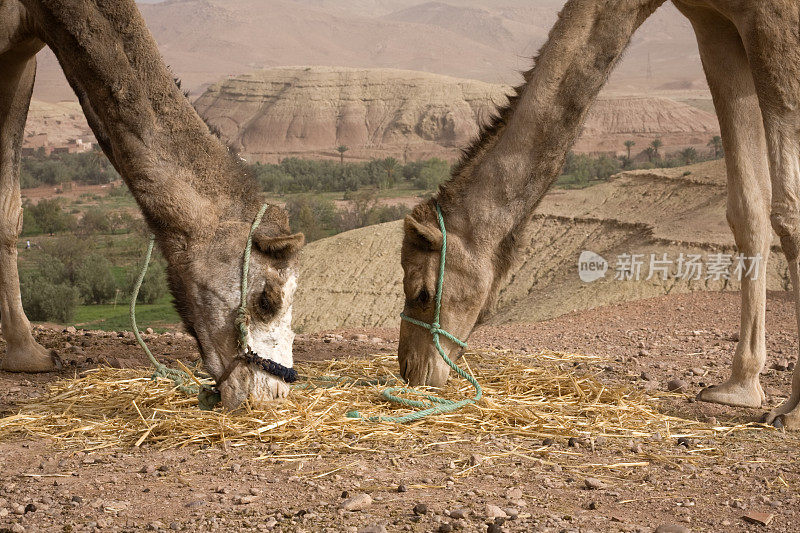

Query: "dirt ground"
left=0, top=291, right=798, bottom=533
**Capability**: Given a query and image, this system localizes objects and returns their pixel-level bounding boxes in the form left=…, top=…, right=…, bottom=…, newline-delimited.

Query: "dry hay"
left=0, top=351, right=764, bottom=458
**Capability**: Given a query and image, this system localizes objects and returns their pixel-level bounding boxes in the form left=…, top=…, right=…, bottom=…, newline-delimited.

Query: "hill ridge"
left=293, top=159, right=789, bottom=332
left=193, top=66, right=719, bottom=163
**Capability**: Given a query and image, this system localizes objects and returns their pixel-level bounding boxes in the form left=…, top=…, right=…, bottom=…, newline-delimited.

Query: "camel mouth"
left=243, top=347, right=298, bottom=384
left=400, top=351, right=451, bottom=387
left=246, top=355, right=292, bottom=406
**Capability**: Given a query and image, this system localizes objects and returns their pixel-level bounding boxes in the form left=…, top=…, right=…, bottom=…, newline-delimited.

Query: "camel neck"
left=439, top=0, right=665, bottom=248
left=25, top=0, right=259, bottom=250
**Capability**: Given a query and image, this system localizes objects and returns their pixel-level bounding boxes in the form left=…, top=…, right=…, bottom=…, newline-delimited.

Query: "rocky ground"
left=0, top=291, right=798, bottom=533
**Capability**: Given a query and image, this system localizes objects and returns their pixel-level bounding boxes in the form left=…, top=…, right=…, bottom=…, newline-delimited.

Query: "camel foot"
left=764, top=399, right=800, bottom=430
left=696, top=379, right=764, bottom=408
left=1, top=339, right=61, bottom=373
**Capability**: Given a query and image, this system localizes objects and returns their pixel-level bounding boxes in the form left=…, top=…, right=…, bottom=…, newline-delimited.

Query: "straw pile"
left=0, top=350, right=757, bottom=454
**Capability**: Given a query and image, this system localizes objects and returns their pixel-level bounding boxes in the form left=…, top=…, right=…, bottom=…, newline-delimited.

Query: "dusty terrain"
left=32, top=1, right=705, bottom=102
left=293, top=159, right=786, bottom=333
left=193, top=67, right=718, bottom=163
left=0, top=290, right=798, bottom=532
left=23, top=101, right=95, bottom=147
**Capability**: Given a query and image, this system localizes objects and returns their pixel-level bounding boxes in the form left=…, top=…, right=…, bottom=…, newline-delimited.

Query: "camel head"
left=398, top=200, right=493, bottom=386
left=166, top=205, right=304, bottom=410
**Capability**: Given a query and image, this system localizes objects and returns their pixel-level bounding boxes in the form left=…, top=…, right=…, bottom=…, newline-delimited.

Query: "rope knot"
left=235, top=308, right=250, bottom=349
left=430, top=322, right=440, bottom=332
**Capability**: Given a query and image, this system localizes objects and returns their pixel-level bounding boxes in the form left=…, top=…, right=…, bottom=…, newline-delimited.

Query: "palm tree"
left=680, top=147, right=698, bottom=165
left=336, top=145, right=349, bottom=165
left=380, top=157, right=400, bottom=188
left=624, top=140, right=636, bottom=160
left=707, top=136, right=723, bottom=159
left=650, top=138, right=663, bottom=160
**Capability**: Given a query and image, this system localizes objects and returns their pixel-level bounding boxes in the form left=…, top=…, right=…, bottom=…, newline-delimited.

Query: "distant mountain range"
left=33, top=0, right=706, bottom=102
left=191, top=66, right=718, bottom=163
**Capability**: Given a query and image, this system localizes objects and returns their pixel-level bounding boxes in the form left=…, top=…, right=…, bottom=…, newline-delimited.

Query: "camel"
left=398, top=0, right=800, bottom=429
left=0, top=0, right=304, bottom=409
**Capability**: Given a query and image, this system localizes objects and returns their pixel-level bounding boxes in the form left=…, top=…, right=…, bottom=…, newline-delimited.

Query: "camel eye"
left=417, top=289, right=430, bottom=305
left=258, top=292, right=274, bottom=314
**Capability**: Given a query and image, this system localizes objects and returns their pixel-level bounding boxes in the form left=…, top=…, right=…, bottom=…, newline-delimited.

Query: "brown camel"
left=0, top=0, right=304, bottom=409
left=399, top=0, right=800, bottom=429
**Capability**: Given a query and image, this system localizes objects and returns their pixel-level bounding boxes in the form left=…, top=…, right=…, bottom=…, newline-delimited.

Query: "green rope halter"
left=235, top=203, right=270, bottom=350
left=346, top=203, right=482, bottom=423
left=130, top=235, right=228, bottom=410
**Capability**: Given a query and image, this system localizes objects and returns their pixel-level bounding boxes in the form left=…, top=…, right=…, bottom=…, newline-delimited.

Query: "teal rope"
left=236, top=204, right=270, bottom=350
left=130, top=236, right=210, bottom=402
left=347, top=203, right=482, bottom=423
left=131, top=205, right=270, bottom=411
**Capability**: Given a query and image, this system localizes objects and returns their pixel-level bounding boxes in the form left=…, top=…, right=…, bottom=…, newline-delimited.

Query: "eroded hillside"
left=194, top=67, right=719, bottom=163
left=293, top=159, right=788, bottom=332
left=193, top=67, right=510, bottom=162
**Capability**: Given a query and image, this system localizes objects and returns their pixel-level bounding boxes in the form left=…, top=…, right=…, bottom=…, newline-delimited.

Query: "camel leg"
left=0, top=52, right=59, bottom=372
left=675, top=3, right=772, bottom=408
left=736, top=9, right=800, bottom=428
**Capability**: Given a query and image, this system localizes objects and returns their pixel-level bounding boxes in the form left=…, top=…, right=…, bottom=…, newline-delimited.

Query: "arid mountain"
left=193, top=67, right=511, bottom=162
left=573, top=95, right=719, bottom=155
left=33, top=0, right=705, bottom=102
left=193, top=67, right=719, bottom=162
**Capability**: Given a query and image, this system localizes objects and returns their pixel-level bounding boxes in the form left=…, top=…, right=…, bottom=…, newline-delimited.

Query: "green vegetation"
left=250, top=157, right=450, bottom=194
left=336, top=145, right=349, bottom=165
left=557, top=153, right=622, bottom=189
left=17, top=190, right=168, bottom=325
left=70, top=295, right=179, bottom=332
left=708, top=135, right=724, bottom=159
left=14, top=136, right=724, bottom=327
left=556, top=136, right=725, bottom=189
left=20, top=149, right=119, bottom=189
left=21, top=198, right=77, bottom=235
left=285, top=190, right=410, bottom=242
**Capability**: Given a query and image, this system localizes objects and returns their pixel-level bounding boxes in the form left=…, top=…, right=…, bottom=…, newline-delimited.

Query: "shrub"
left=41, top=236, right=91, bottom=282
left=338, top=189, right=409, bottom=232
left=286, top=196, right=339, bottom=242
left=129, top=258, right=168, bottom=304
left=78, top=207, right=112, bottom=235
left=21, top=199, right=77, bottom=236
left=20, top=149, right=119, bottom=189
left=404, top=158, right=451, bottom=190
left=19, top=270, right=79, bottom=323
left=106, top=183, right=132, bottom=198
left=74, top=253, right=118, bottom=304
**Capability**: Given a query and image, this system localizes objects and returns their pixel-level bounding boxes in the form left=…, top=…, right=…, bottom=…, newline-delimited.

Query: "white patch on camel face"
left=247, top=272, right=297, bottom=399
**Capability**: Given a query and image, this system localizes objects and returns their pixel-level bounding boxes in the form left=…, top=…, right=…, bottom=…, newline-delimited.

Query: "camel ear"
left=404, top=214, right=442, bottom=251
left=252, top=232, right=305, bottom=259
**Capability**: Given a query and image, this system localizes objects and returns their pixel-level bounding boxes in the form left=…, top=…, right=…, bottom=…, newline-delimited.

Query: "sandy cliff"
left=194, top=67, right=719, bottom=162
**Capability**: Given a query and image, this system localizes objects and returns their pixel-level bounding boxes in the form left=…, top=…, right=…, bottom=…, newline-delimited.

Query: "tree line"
left=558, top=136, right=724, bottom=188
left=249, top=157, right=451, bottom=194
left=18, top=194, right=165, bottom=323
left=20, top=148, right=120, bottom=189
